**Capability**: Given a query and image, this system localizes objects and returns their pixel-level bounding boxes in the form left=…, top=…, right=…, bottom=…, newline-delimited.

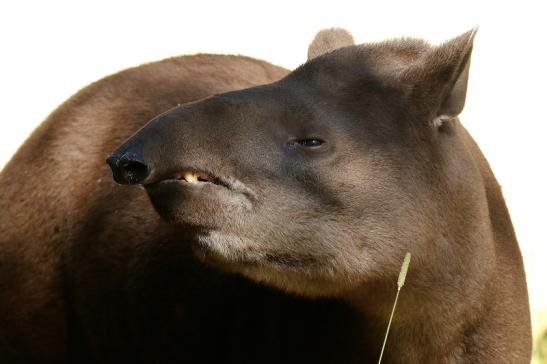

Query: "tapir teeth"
left=179, top=171, right=214, bottom=183
left=184, top=171, right=198, bottom=183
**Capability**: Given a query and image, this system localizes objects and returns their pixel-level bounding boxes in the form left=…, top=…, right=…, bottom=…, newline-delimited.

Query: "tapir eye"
left=295, top=138, right=325, bottom=147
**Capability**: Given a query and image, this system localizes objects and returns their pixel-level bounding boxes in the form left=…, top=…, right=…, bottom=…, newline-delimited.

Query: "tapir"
left=0, top=28, right=531, bottom=363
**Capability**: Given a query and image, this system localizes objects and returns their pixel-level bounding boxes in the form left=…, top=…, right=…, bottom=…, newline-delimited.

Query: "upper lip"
left=145, top=167, right=257, bottom=201
left=170, top=169, right=231, bottom=189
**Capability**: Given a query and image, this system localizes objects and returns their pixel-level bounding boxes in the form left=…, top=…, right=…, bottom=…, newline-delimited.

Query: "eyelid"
left=288, top=137, right=325, bottom=145
left=297, top=138, right=324, bottom=147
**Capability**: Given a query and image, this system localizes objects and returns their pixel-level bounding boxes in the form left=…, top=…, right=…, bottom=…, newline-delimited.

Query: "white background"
left=1, top=0, right=546, bottom=336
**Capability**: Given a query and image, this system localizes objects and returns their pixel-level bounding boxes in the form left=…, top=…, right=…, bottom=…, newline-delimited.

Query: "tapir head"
left=108, top=29, right=478, bottom=296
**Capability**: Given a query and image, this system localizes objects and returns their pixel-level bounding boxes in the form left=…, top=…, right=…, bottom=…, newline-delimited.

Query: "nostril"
left=119, top=160, right=149, bottom=185
left=106, top=155, right=120, bottom=170
left=106, top=153, right=151, bottom=185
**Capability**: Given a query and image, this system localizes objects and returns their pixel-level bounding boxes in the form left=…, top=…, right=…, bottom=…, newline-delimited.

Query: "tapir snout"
left=107, top=97, right=243, bottom=188
left=106, top=150, right=149, bottom=185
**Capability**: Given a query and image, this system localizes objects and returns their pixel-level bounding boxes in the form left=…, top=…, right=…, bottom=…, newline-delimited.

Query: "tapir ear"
left=308, top=28, right=355, bottom=60
left=404, top=29, right=477, bottom=124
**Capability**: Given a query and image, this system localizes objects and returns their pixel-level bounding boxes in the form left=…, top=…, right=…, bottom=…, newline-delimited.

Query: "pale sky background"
left=1, top=0, right=546, bottom=336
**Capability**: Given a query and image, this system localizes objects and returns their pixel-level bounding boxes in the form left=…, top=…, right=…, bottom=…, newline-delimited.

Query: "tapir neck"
left=342, top=122, right=531, bottom=363
left=345, top=258, right=494, bottom=363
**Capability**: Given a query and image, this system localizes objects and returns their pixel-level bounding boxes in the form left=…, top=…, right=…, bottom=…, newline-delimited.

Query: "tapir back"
left=0, top=54, right=290, bottom=362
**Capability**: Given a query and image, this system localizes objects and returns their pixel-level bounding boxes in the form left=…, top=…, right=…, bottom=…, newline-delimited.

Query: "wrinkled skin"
left=0, top=29, right=531, bottom=363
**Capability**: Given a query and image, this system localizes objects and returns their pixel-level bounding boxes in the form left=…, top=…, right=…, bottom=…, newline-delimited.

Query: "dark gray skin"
left=0, top=29, right=531, bottom=363
left=108, top=29, right=532, bottom=362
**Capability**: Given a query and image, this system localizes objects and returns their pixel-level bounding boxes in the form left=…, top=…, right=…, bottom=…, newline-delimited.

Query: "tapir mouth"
left=147, top=168, right=254, bottom=197
left=143, top=167, right=256, bottom=227
left=165, top=169, right=233, bottom=190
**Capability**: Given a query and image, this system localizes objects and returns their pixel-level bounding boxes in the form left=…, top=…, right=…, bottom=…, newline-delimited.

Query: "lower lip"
left=144, top=178, right=253, bottom=223
left=149, top=179, right=253, bottom=205
left=146, top=178, right=237, bottom=199
left=152, top=178, right=214, bottom=187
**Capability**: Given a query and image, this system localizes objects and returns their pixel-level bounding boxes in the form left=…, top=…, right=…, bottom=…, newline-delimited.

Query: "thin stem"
left=377, top=287, right=401, bottom=364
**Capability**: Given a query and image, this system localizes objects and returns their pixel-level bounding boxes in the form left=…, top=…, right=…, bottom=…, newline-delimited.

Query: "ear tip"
left=440, top=27, right=478, bottom=54
left=469, top=26, right=479, bottom=40
left=462, top=26, right=479, bottom=45
left=308, top=27, right=356, bottom=60
left=313, top=27, right=355, bottom=41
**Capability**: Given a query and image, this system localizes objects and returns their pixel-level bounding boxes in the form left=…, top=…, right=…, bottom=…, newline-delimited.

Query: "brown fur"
left=0, top=55, right=292, bottom=362
left=0, top=29, right=531, bottom=363
left=308, top=27, right=355, bottom=59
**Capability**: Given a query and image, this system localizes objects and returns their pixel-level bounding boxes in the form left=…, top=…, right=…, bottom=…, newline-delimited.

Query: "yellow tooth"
left=184, top=171, right=198, bottom=183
